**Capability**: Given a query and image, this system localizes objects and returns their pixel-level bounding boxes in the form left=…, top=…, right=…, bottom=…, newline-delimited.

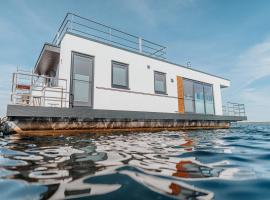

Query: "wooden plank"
left=177, top=76, right=185, bottom=113
left=16, top=84, right=31, bottom=90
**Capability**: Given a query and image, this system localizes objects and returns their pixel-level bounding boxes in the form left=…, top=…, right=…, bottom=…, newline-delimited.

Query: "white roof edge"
left=62, top=32, right=231, bottom=82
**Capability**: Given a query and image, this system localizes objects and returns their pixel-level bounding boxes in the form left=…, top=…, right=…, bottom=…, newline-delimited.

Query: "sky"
left=0, top=0, right=270, bottom=121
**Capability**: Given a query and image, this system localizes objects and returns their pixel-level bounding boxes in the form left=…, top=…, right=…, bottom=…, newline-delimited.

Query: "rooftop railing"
left=52, top=13, right=167, bottom=59
left=222, top=102, right=246, bottom=117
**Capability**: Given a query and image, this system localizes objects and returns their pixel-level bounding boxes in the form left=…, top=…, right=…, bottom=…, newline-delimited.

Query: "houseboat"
left=3, top=13, right=247, bottom=136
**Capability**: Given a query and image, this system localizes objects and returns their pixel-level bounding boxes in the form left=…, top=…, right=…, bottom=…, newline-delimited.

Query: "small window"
left=111, top=61, right=129, bottom=89
left=154, top=71, right=167, bottom=94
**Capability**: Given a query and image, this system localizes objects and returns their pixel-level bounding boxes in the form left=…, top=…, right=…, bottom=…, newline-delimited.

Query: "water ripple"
left=0, top=123, right=269, bottom=199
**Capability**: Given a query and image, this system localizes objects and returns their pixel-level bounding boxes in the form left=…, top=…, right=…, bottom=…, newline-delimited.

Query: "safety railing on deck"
left=52, top=13, right=167, bottom=59
left=11, top=70, right=69, bottom=108
left=222, top=102, right=246, bottom=117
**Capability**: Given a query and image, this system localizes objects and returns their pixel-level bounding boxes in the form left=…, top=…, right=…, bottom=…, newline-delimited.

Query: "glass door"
left=71, top=52, right=94, bottom=107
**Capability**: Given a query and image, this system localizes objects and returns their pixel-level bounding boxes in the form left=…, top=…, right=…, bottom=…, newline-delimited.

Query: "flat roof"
left=34, top=43, right=60, bottom=75
left=64, top=32, right=230, bottom=83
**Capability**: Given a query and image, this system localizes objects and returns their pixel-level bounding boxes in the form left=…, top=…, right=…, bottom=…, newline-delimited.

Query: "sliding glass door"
left=183, top=79, right=215, bottom=115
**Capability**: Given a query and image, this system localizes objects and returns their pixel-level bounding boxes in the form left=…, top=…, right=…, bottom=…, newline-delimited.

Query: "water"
left=0, top=123, right=270, bottom=200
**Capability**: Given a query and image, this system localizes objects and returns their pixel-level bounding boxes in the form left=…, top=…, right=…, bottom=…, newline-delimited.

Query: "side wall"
left=59, top=34, right=229, bottom=115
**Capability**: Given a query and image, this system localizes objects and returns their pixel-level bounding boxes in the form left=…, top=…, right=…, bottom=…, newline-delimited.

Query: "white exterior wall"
left=59, top=34, right=230, bottom=115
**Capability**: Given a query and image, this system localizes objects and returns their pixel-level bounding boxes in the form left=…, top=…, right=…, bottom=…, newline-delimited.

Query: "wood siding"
left=177, top=76, right=185, bottom=113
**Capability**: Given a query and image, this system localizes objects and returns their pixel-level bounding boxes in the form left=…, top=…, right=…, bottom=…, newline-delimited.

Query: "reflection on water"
left=1, top=123, right=270, bottom=199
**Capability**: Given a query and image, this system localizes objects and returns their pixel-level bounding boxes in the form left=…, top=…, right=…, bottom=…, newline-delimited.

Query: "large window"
left=154, top=71, right=167, bottom=94
left=183, top=79, right=195, bottom=113
left=194, top=82, right=205, bottom=114
left=204, top=84, right=215, bottom=114
left=111, top=61, right=129, bottom=89
left=183, top=79, right=215, bottom=115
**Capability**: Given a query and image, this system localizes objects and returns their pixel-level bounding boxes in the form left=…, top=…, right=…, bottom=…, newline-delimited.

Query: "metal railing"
left=11, top=70, right=69, bottom=108
left=222, top=102, right=246, bottom=117
left=52, top=13, right=167, bottom=59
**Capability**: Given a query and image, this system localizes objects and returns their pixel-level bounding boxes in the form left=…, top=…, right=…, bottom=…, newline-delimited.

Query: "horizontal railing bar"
left=12, top=94, right=69, bottom=101
left=142, top=44, right=166, bottom=54
left=57, top=20, right=71, bottom=41
left=223, top=101, right=246, bottom=117
left=52, top=13, right=167, bottom=59
left=71, top=13, right=139, bottom=39
left=73, top=21, right=140, bottom=47
left=53, top=13, right=70, bottom=43
left=14, top=72, right=67, bottom=82
left=73, top=19, right=165, bottom=53
left=72, top=29, right=140, bottom=51
left=142, top=38, right=166, bottom=49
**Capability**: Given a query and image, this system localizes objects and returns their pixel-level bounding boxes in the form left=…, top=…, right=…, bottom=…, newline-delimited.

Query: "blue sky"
left=1, top=0, right=270, bottom=121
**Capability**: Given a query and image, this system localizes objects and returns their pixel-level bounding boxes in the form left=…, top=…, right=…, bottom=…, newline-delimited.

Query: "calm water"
left=0, top=123, right=270, bottom=200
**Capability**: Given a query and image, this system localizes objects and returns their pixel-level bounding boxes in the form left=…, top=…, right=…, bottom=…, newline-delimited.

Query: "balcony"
left=11, top=70, right=69, bottom=108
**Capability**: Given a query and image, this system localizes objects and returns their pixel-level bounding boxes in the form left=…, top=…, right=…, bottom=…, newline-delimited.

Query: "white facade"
left=58, top=33, right=229, bottom=115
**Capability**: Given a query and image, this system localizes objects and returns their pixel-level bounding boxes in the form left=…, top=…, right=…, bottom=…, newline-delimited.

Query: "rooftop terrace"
left=52, top=13, right=167, bottom=59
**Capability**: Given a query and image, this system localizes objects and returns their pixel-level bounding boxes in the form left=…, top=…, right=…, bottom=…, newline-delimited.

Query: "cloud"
left=223, top=38, right=270, bottom=121
left=229, top=39, right=270, bottom=93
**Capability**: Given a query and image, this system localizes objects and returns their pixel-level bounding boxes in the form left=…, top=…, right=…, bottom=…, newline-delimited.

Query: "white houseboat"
left=5, top=13, right=246, bottom=135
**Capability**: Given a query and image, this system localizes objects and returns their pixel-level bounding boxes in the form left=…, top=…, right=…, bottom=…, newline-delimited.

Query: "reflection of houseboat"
left=5, top=13, right=246, bottom=135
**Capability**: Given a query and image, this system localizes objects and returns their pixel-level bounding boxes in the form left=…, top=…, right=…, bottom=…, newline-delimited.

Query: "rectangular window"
left=183, top=79, right=194, bottom=113
left=194, top=82, right=205, bottom=114
left=183, top=79, right=215, bottom=115
left=154, top=71, right=167, bottom=94
left=111, top=61, right=129, bottom=89
left=204, top=84, right=215, bottom=115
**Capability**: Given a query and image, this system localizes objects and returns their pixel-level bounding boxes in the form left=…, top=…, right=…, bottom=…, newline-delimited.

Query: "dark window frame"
left=183, top=78, right=215, bottom=115
left=111, top=61, right=129, bottom=90
left=194, top=81, right=206, bottom=114
left=203, top=83, right=215, bottom=115
left=154, top=71, right=167, bottom=95
left=70, top=51, right=95, bottom=108
left=183, top=78, right=195, bottom=113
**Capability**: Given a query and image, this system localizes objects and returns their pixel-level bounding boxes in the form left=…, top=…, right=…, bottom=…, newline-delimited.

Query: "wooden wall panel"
left=177, top=76, right=185, bottom=113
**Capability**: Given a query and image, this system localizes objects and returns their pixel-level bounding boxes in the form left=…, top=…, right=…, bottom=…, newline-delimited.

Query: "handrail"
left=52, top=13, right=167, bottom=59
left=11, top=71, right=69, bottom=108
left=222, top=102, right=246, bottom=117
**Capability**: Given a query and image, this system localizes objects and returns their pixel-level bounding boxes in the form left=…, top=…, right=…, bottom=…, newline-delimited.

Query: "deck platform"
left=3, top=105, right=247, bottom=136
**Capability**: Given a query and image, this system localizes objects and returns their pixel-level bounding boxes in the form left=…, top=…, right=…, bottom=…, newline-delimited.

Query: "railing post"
left=56, top=32, right=60, bottom=45
left=61, top=87, right=63, bottom=108
left=109, top=28, right=112, bottom=42
left=138, top=37, right=142, bottom=53
left=11, top=73, right=15, bottom=103
left=70, top=14, right=73, bottom=31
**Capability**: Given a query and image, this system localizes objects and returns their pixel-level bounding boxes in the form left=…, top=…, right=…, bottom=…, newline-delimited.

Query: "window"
left=204, top=84, right=215, bottom=114
left=183, top=79, right=194, bottom=113
left=194, top=82, right=205, bottom=114
left=183, top=79, right=215, bottom=115
left=154, top=71, right=167, bottom=94
left=111, top=61, right=129, bottom=89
